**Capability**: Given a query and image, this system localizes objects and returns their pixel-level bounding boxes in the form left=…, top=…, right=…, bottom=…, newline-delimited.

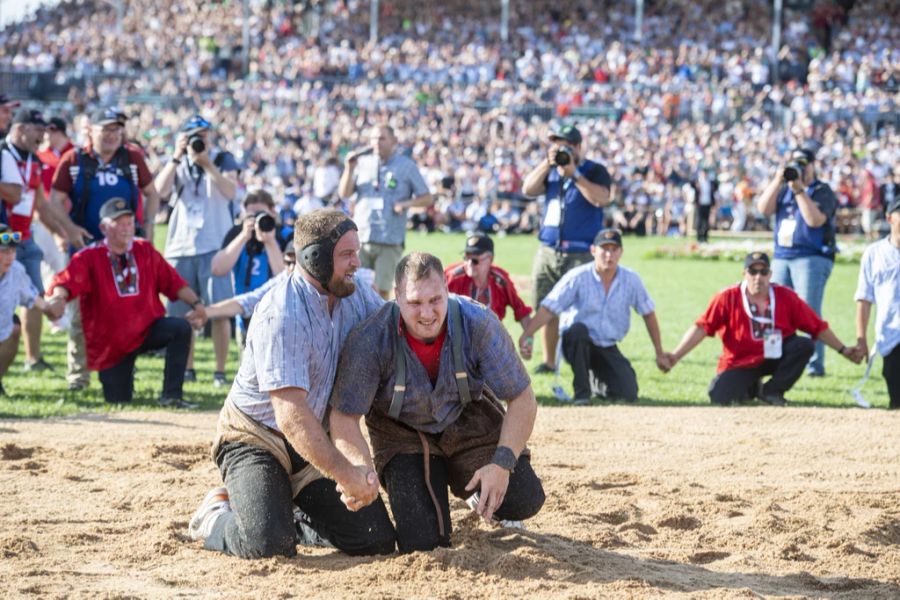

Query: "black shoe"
left=572, top=397, right=592, bottom=406
left=760, top=393, right=786, bottom=407
left=533, top=363, right=555, bottom=375
left=183, top=368, right=197, bottom=383
left=0, top=380, right=6, bottom=397
left=23, top=357, right=54, bottom=373
left=158, top=397, right=199, bottom=409
left=67, top=381, right=88, bottom=392
left=213, top=371, right=228, bottom=388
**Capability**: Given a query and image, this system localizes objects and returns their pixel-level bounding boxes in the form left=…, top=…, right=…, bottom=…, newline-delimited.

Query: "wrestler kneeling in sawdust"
left=329, top=252, right=545, bottom=553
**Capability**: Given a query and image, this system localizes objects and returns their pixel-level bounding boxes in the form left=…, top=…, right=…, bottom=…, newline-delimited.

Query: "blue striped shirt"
left=854, top=237, right=900, bottom=356
left=541, top=263, right=654, bottom=347
left=0, top=261, right=37, bottom=342
left=228, top=271, right=384, bottom=430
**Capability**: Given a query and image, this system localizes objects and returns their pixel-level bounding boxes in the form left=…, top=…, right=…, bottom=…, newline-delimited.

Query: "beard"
left=328, top=273, right=357, bottom=298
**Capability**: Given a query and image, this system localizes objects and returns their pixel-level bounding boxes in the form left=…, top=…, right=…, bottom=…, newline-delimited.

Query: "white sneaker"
left=188, top=487, right=230, bottom=542
left=465, top=492, right=525, bottom=530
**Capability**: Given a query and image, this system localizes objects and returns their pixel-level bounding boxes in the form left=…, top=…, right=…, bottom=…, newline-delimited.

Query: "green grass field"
left=0, top=230, right=888, bottom=418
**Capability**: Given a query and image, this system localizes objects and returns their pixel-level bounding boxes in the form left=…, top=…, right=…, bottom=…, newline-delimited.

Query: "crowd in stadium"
left=0, top=0, right=897, bottom=242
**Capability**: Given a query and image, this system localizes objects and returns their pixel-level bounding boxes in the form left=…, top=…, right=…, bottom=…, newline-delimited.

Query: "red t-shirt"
left=404, top=321, right=447, bottom=385
left=2, top=145, right=42, bottom=241
left=49, top=239, right=187, bottom=371
left=696, top=283, right=829, bottom=373
left=445, top=263, right=532, bottom=323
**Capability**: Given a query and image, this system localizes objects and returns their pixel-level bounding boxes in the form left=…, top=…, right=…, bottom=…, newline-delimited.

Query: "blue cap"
left=181, top=115, right=212, bottom=133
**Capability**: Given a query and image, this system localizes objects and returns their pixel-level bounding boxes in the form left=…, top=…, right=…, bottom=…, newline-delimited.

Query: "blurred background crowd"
left=1, top=0, right=898, bottom=238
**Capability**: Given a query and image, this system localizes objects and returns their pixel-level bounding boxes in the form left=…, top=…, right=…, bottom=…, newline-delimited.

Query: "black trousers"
left=884, top=344, right=900, bottom=410
left=696, top=204, right=712, bottom=242
left=382, top=453, right=544, bottom=554
left=708, top=335, right=814, bottom=405
left=206, top=441, right=396, bottom=559
left=98, top=317, right=191, bottom=403
left=561, top=323, right=638, bottom=401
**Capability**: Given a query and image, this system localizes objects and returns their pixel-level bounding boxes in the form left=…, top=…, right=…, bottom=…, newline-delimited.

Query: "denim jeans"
left=771, top=255, right=834, bottom=375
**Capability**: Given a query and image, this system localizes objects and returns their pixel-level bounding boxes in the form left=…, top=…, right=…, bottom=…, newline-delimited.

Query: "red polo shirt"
left=445, top=262, right=532, bottom=323
left=696, top=283, right=829, bottom=373
left=49, top=239, right=187, bottom=371
left=2, top=144, right=42, bottom=241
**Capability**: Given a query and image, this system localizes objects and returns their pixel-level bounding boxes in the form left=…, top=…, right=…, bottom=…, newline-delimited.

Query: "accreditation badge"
left=777, top=218, right=796, bottom=248
left=763, top=329, right=783, bottom=359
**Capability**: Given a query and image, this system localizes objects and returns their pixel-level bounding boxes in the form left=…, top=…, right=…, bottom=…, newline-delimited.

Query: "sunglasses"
left=747, top=267, right=770, bottom=276
left=284, top=260, right=296, bottom=267
left=464, top=256, right=484, bottom=265
left=0, top=231, right=22, bottom=245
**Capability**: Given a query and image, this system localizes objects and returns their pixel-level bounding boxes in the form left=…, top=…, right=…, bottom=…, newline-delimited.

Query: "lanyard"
left=5, top=141, right=33, bottom=188
left=740, top=281, right=775, bottom=328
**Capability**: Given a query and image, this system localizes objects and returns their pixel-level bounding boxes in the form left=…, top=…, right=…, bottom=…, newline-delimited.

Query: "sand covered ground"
left=1, top=405, right=899, bottom=599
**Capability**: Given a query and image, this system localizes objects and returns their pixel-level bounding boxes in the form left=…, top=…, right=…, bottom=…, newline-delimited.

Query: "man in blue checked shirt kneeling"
left=519, top=228, right=672, bottom=405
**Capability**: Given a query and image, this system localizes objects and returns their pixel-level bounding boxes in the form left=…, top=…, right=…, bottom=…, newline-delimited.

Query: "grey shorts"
left=16, top=237, right=44, bottom=294
left=359, top=242, right=403, bottom=294
left=166, top=251, right=234, bottom=317
left=530, top=245, right=592, bottom=307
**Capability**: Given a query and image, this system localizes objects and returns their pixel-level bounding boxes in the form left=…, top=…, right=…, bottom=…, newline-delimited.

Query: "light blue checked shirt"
left=855, top=237, right=900, bottom=357
left=541, top=263, right=655, bottom=348
left=0, top=261, right=37, bottom=342
left=229, top=271, right=384, bottom=430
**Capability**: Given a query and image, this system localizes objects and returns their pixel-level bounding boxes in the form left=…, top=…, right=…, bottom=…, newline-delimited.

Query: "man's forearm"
left=522, top=161, right=551, bottom=197
left=756, top=177, right=781, bottom=216
left=154, top=160, right=178, bottom=198
left=175, top=285, right=202, bottom=306
left=338, top=165, right=356, bottom=200
left=497, top=386, right=538, bottom=458
left=794, top=189, right=827, bottom=227
left=272, top=390, right=354, bottom=483
left=642, top=311, right=664, bottom=355
left=205, top=165, right=237, bottom=200
left=521, top=306, right=555, bottom=339
left=576, top=179, right=610, bottom=207
left=671, top=325, right=707, bottom=363
left=205, top=299, right=244, bottom=320
left=856, top=300, right=872, bottom=343
left=330, top=410, right=375, bottom=470
left=0, top=182, right=22, bottom=204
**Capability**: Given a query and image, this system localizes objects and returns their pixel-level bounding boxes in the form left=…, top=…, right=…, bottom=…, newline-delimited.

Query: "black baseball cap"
left=549, top=124, right=582, bottom=145
left=789, top=147, right=815, bottom=165
left=0, top=93, right=20, bottom=108
left=744, top=251, right=771, bottom=269
left=47, top=117, right=67, bottom=134
left=593, top=228, right=623, bottom=248
left=887, top=195, right=900, bottom=215
left=13, top=108, right=47, bottom=126
left=90, top=107, right=125, bottom=127
left=464, top=232, right=493, bottom=255
left=99, top=198, right=133, bottom=221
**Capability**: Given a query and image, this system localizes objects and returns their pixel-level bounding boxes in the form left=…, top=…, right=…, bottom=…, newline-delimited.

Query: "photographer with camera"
left=156, top=115, right=241, bottom=388
left=211, top=189, right=286, bottom=352
left=756, top=145, right=838, bottom=377
left=521, top=124, right=611, bottom=374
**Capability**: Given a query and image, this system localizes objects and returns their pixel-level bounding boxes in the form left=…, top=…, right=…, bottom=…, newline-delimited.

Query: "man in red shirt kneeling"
left=45, top=198, right=206, bottom=407
left=666, top=252, right=862, bottom=406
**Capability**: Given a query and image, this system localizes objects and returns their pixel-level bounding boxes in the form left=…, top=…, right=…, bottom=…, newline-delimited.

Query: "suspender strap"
left=387, top=297, right=472, bottom=420
left=448, top=297, right=471, bottom=407
left=388, top=303, right=407, bottom=419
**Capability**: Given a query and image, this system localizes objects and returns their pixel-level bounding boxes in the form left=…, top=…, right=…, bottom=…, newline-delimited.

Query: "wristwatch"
left=571, top=170, right=582, bottom=182
left=191, top=300, right=203, bottom=308
left=490, top=446, right=517, bottom=472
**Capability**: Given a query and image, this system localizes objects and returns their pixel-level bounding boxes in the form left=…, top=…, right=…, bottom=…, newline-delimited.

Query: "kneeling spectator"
left=667, top=252, right=862, bottom=405
left=0, top=225, right=58, bottom=395
left=46, top=199, right=207, bottom=407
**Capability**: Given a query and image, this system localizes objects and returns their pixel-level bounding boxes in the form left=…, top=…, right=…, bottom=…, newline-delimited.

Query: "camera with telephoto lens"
left=188, top=134, right=206, bottom=154
left=554, top=145, right=574, bottom=167
left=783, top=163, right=803, bottom=182
left=255, top=212, right=276, bottom=233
